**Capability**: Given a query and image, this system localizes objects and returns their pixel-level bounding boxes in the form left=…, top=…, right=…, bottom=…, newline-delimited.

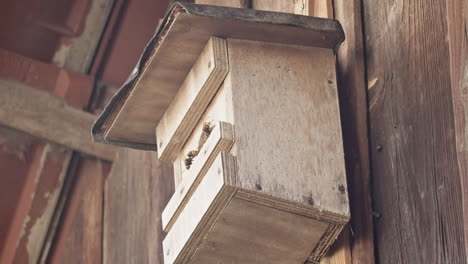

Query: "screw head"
left=300, top=3, right=305, bottom=10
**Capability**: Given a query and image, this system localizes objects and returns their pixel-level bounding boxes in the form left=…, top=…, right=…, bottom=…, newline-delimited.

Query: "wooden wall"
left=364, top=0, right=467, bottom=263
left=103, top=149, right=174, bottom=264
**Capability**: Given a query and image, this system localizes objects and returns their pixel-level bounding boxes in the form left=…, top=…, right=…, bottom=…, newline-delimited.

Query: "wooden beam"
left=364, top=0, right=466, bottom=263
left=103, top=148, right=174, bottom=264
left=53, top=0, right=115, bottom=73
left=445, top=0, right=468, bottom=254
left=333, top=0, right=376, bottom=263
left=0, top=79, right=116, bottom=161
left=46, top=157, right=109, bottom=264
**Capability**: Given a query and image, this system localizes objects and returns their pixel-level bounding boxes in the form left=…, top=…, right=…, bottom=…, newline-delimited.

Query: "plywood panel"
left=364, top=0, right=467, bottom=263
left=155, top=37, right=229, bottom=162
left=192, top=197, right=329, bottom=264
left=228, top=39, right=349, bottom=216
left=162, top=122, right=234, bottom=232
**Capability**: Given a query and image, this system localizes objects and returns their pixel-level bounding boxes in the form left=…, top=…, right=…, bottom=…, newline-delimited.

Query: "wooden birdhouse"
left=93, top=2, right=350, bottom=263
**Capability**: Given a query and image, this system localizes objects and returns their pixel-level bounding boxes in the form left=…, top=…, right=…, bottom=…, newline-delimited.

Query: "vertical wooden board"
left=176, top=80, right=235, bottom=180
left=321, top=230, right=352, bottom=264
left=155, top=37, right=229, bottom=162
left=103, top=149, right=174, bottom=264
left=163, top=153, right=235, bottom=264
left=333, top=0, right=375, bottom=263
left=445, top=0, right=468, bottom=255
left=228, top=38, right=349, bottom=216
left=162, top=122, right=234, bottom=232
left=48, top=158, right=108, bottom=264
left=364, top=0, right=467, bottom=263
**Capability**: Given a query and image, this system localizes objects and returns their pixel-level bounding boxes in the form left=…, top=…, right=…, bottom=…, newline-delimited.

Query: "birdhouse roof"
left=92, top=1, right=345, bottom=150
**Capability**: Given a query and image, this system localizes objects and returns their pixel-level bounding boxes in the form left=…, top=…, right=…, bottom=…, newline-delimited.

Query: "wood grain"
left=0, top=79, right=117, bottom=161
left=227, top=38, right=349, bottom=216
left=175, top=79, right=235, bottom=183
left=93, top=3, right=345, bottom=149
left=155, top=37, right=229, bottom=162
left=164, top=152, right=343, bottom=263
left=333, top=0, right=375, bottom=263
left=103, top=148, right=174, bottom=264
left=445, top=0, right=468, bottom=255
left=163, top=153, right=237, bottom=264
left=364, top=0, right=467, bottom=263
left=195, top=0, right=249, bottom=8
left=162, top=121, right=234, bottom=232
left=47, top=158, right=108, bottom=264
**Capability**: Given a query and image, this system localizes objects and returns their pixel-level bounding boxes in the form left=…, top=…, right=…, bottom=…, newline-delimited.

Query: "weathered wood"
left=227, top=38, right=349, bottom=217
left=0, top=79, right=117, bottom=161
left=333, top=0, right=375, bottom=263
left=103, top=148, right=174, bottom=264
left=364, top=0, right=467, bottom=263
left=445, top=0, right=468, bottom=255
left=155, top=37, right=229, bottom=162
left=163, top=153, right=237, bottom=264
left=293, top=0, right=333, bottom=18
left=175, top=80, right=234, bottom=184
left=92, top=2, right=345, bottom=149
left=195, top=0, right=249, bottom=8
left=46, top=157, right=109, bottom=264
left=162, top=121, right=234, bottom=232
left=53, top=0, right=115, bottom=73
left=0, top=143, right=72, bottom=264
left=321, top=230, right=352, bottom=264
left=164, top=152, right=345, bottom=263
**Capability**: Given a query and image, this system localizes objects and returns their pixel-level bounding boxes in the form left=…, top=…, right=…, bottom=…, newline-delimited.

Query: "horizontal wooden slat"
left=162, top=121, right=234, bottom=232
left=0, top=79, right=117, bottom=161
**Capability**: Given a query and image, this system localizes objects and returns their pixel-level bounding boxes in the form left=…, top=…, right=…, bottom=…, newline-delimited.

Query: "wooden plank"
left=162, top=121, right=234, bottom=232
left=0, top=79, right=117, bottom=161
left=195, top=0, right=249, bottom=8
left=163, top=153, right=237, bottom=264
left=227, top=38, right=349, bottom=217
left=364, top=1, right=467, bottom=263
left=0, top=143, right=72, bottom=264
left=164, top=153, right=344, bottom=263
left=191, top=197, right=332, bottom=264
left=103, top=148, right=174, bottom=264
left=53, top=0, right=115, bottom=73
left=155, top=37, right=229, bottom=162
left=321, top=230, right=352, bottom=264
left=445, top=0, right=468, bottom=254
left=175, top=79, right=234, bottom=184
left=46, top=157, right=109, bottom=264
left=294, top=0, right=333, bottom=18
left=333, top=0, right=375, bottom=263
left=252, top=0, right=295, bottom=13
